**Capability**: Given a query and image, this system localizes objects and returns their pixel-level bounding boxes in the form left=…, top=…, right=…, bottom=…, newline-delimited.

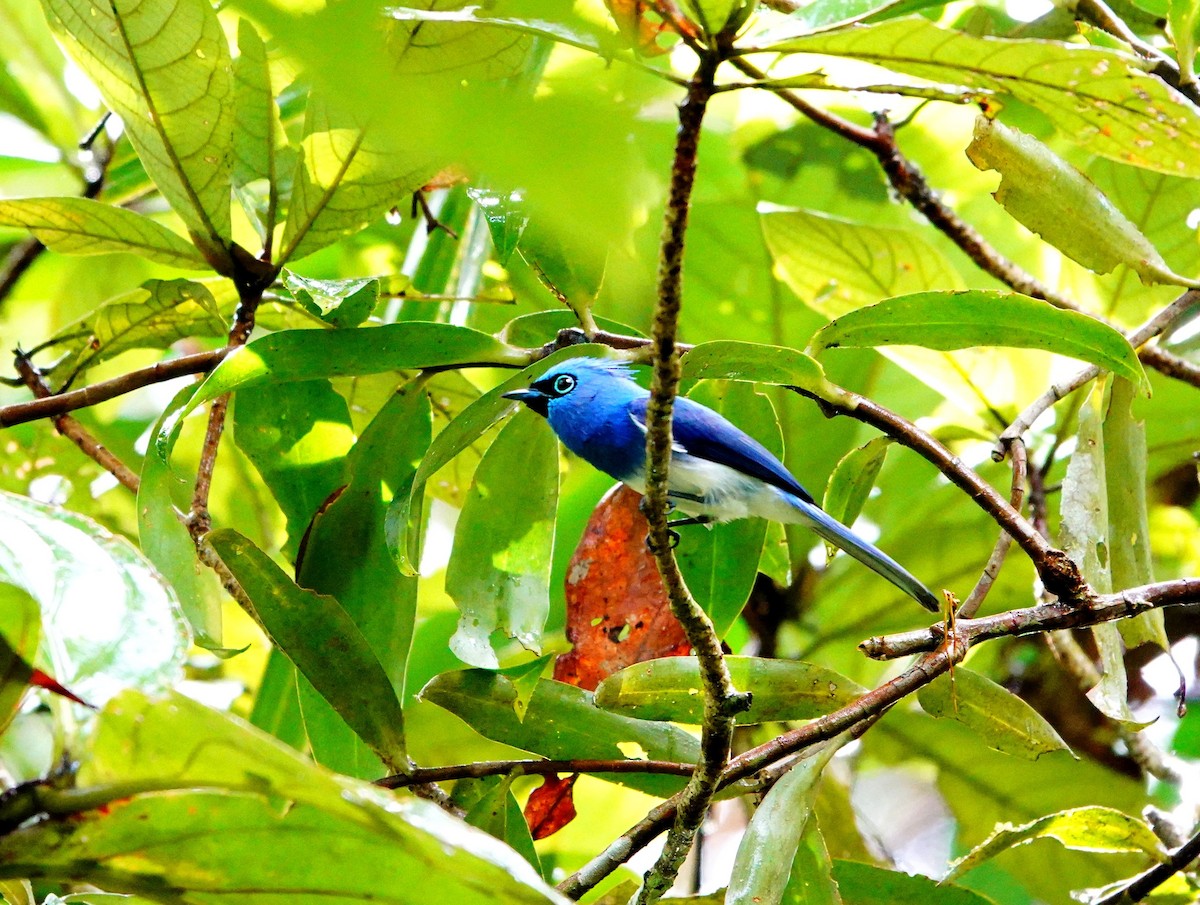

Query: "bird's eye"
left=552, top=374, right=576, bottom=396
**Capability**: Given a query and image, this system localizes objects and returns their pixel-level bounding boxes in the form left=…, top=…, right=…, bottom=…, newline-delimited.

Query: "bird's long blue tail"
left=784, top=494, right=940, bottom=612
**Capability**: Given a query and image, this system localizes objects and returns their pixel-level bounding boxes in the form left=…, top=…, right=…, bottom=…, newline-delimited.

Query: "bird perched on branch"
left=503, top=356, right=939, bottom=613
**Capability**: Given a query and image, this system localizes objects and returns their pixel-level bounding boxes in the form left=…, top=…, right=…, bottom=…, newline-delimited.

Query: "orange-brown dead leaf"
left=554, top=485, right=689, bottom=692
left=604, top=0, right=700, bottom=54
left=524, top=773, right=579, bottom=840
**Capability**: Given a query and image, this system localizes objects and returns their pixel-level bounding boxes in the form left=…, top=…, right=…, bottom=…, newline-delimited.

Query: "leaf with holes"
left=755, top=16, right=1200, bottom=177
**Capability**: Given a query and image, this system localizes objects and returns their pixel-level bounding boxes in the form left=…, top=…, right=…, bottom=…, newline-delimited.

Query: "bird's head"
left=502, top=357, right=634, bottom=418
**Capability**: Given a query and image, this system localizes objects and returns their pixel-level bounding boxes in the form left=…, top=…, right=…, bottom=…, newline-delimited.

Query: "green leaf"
left=594, top=656, right=866, bottom=724
left=281, top=270, right=379, bottom=328
left=745, top=0, right=914, bottom=37
left=966, top=117, right=1195, bottom=287
left=419, top=670, right=699, bottom=797
left=917, top=667, right=1073, bottom=760
left=51, top=278, right=226, bottom=378
left=447, top=411, right=559, bottom=667
left=295, top=377, right=431, bottom=690
left=945, top=806, right=1168, bottom=880
left=232, top=379, right=355, bottom=560
left=682, top=340, right=848, bottom=405
left=384, top=5, right=612, bottom=58
left=1103, top=378, right=1167, bottom=650
left=0, top=490, right=189, bottom=704
left=808, top=290, right=1148, bottom=391
left=680, top=0, right=754, bottom=35
left=728, top=735, right=849, bottom=905
left=832, top=860, right=1000, bottom=904
left=755, top=17, right=1200, bottom=177
left=232, top=18, right=288, bottom=247
left=279, top=95, right=432, bottom=263
left=822, top=437, right=890, bottom=557
left=0, top=198, right=208, bottom=269
left=0, top=690, right=569, bottom=904
left=783, top=820, right=841, bottom=905
left=42, top=0, right=234, bottom=255
left=184, top=323, right=526, bottom=417
left=207, top=528, right=409, bottom=771
left=387, top=348, right=608, bottom=575
left=461, top=775, right=543, bottom=876
left=1171, top=0, right=1200, bottom=88
left=138, top=383, right=222, bottom=648
left=0, top=584, right=39, bottom=736
left=467, top=187, right=529, bottom=266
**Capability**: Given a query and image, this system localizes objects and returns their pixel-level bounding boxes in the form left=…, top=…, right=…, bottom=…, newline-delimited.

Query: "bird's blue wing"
left=630, top=396, right=815, bottom=505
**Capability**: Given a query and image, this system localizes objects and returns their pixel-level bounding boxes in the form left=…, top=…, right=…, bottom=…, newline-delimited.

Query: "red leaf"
left=29, top=669, right=94, bottom=709
left=524, top=773, right=578, bottom=840
left=554, top=485, right=689, bottom=691
left=603, top=0, right=700, bottom=54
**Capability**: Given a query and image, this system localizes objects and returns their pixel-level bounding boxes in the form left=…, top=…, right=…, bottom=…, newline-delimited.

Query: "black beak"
left=502, top=387, right=549, bottom=417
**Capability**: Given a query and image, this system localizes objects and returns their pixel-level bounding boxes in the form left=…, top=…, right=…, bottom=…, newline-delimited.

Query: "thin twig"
left=378, top=758, right=695, bottom=788
left=0, top=350, right=226, bottom=429
left=859, top=578, right=1200, bottom=659
left=637, top=43, right=747, bottom=905
left=1097, top=824, right=1200, bottom=904
left=793, top=386, right=1088, bottom=602
left=11, top=351, right=140, bottom=493
left=958, top=438, right=1027, bottom=619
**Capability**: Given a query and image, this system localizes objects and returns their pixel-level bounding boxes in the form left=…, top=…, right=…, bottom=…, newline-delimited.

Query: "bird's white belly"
left=623, top=454, right=798, bottom=523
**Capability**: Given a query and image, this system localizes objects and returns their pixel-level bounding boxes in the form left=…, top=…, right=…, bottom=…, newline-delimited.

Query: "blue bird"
left=503, top=357, right=939, bottom=612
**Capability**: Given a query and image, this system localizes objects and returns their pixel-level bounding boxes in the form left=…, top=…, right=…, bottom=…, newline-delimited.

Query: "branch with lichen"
left=636, top=41, right=749, bottom=905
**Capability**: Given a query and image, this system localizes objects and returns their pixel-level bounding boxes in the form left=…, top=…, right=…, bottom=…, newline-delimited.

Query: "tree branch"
left=378, top=758, right=695, bottom=788
left=636, top=42, right=750, bottom=905
left=958, top=437, right=1026, bottom=619
left=859, top=578, right=1200, bottom=659
left=1097, top=823, right=1200, bottom=904
left=11, top=351, right=140, bottom=493
left=0, top=350, right=226, bottom=429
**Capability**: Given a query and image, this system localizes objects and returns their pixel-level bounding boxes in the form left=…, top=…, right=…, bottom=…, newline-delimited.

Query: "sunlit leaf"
left=279, top=95, right=432, bottom=263
left=51, top=278, right=226, bottom=379
left=832, top=860, right=1003, bottom=904
left=594, top=656, right=866, bottom=724
left=682, top=339, right=845, bottom=404
left=0, top=584, right=39, bottom=735
left=755, top=17, right=1200, bottom=177
left=447, top=410, right=558, bottom=668
left=42, top=0, right=234, bottom=258
left=0, top=198, right=208, bottom=269
left=809, top=290, right=1148, bottom=391
left=945, top=806, right=1168, bottom=880
left=917, top=668, right=1073, bottom=760
left=966, top=117, right=1195, bottom=286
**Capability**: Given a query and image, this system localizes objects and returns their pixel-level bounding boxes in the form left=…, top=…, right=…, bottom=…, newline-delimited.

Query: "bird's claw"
left=644, top=529, right=680, bottom=554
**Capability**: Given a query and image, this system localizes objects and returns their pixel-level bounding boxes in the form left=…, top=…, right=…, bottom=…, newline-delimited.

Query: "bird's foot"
left=644, top=529, right=680, bottom=554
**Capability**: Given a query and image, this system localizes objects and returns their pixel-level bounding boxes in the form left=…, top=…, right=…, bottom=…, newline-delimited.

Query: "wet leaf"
left=281, top=271, right=379, bottom=328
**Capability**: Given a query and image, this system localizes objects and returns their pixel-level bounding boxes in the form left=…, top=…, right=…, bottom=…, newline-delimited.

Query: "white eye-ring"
left=552, top=374, right=576, bottom=395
